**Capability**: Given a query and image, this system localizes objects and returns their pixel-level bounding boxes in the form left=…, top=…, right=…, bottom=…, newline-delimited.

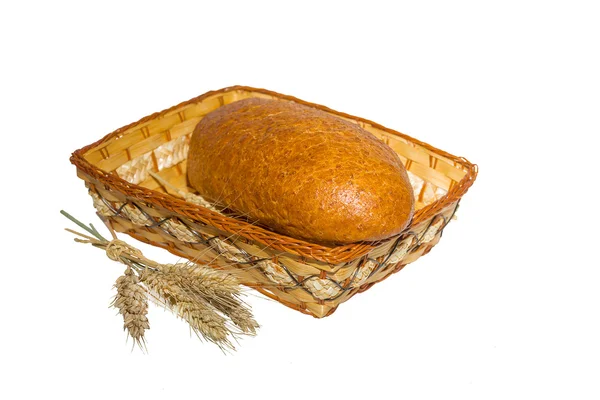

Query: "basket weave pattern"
left=72, top=86, right=477, bottom=318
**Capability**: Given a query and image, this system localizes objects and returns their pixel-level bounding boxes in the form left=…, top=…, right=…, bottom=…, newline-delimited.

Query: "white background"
left=1, top=1, right=599, bottom=399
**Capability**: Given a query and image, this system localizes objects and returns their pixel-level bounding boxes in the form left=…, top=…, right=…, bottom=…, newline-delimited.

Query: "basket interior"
left=82, top=87, right=469, bottom=216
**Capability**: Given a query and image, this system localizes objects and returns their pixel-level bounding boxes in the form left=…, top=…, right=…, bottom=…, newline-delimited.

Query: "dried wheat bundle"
left=61, top=210, right=259, bottom=351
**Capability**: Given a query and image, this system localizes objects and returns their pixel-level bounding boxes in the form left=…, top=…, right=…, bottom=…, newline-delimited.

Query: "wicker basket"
left=71, top=86, right=477, bottom=318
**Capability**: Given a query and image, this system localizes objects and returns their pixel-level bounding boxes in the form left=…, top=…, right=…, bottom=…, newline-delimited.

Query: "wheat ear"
left=159, top=263, right=259, bottom=334
left=111, top=266, right=150, bottom=349
left=139, top=268, right=234, bottom=350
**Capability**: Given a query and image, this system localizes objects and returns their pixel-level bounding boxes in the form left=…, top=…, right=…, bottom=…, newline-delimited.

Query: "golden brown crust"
left=187, top=98, right=414, bottom=244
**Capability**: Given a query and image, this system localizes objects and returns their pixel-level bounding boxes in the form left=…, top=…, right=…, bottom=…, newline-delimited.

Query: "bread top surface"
left=187, top=97, right=414, bottom=245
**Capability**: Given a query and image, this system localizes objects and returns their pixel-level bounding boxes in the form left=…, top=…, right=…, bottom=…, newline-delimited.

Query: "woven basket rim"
left=71, top=85, right=478, bottom=264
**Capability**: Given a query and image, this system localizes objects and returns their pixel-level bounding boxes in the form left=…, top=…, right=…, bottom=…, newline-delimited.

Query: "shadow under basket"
left=71, top=86, right=478, bottom=318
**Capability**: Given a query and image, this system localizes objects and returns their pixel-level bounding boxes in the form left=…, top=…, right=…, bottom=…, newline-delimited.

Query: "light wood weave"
left=71, top=86, right=477, bottom=318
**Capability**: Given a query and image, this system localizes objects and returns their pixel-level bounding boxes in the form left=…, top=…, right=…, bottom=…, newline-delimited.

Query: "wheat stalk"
left=61, top=210, right=258, bottom=352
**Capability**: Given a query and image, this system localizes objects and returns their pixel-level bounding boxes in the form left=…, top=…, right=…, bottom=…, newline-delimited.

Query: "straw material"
left=71, top=86, right=477, bottom=318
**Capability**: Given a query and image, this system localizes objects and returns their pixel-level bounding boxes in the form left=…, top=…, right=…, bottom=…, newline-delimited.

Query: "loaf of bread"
left=187, top=98, right=414, bottom=244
